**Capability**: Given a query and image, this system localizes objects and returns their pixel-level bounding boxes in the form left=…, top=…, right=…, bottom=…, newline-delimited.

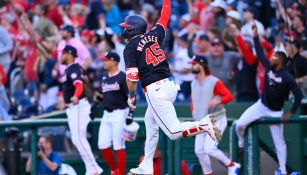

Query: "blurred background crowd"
left=0, top=0, right=306, bottom=121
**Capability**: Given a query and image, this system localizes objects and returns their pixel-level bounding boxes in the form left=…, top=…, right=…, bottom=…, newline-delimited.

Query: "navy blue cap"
left=62, top=25, right=75, bottom=36
left=244, top=6, right=258, bottom=18
left=179, top=33, right=189, bottom=42
left=189, top=55, right=208, bottom=65
left=62, top=45, right=78, bottom=57
left=101, top=52, right=120, bottom=62
left=199, top=34, right=209, bottom=41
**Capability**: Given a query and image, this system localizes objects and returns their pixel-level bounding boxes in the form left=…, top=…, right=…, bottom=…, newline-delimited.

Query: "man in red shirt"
left=45, top=0, right=64, bottom=28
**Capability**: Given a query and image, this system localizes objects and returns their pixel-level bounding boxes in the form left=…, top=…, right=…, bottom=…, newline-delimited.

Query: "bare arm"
left=275, top=0, right=292, bottom=26
left=25, top=156, right=31, bottom=173
left=40, top=154, right=59, bottom=171
left=126, top=79, right=138, bottom=94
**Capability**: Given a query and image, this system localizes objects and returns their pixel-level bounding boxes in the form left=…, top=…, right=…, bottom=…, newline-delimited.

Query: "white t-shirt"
left=173, top=47, right=195, bottom=84
left=240, top=20, right=265, bottom=38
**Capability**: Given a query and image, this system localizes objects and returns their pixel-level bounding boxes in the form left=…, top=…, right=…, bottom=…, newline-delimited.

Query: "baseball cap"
left=62, top=45, right=78, bottom=57
left=210, top=0, right=227, bottom=9
left=227, top=10, right=241, bottom=21
left=189, top=55, right=208, bottom=65
left=62, top=25, right=75, bottom=35
left=178, top=32, right=189, bottom=42
left=210, top=38, right=223, bottom=45
left=199, top=34, right=209, bottom=41
left=101, top=52, right=120, bottom=62
left=244, top=6, right=258, bottom=18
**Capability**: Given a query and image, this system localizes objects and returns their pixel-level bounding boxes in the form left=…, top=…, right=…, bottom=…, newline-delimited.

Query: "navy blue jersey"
left=99, top=71, right=128, bottom=111
left=124, top=24, right=171, bottom=87
left=63, top=63, right=85, bottom=104
left=254, top=36, right=303, bottom=113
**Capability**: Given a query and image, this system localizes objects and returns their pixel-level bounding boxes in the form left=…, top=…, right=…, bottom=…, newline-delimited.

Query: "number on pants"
left=145, top=43, right=166, bottom=66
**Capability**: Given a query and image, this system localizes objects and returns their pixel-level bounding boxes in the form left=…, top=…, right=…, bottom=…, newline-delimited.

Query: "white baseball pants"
left=140, top=79, right=202, bottom=170
left=66, top=99, right=103, bottom=175
left=98, top=109, right=127, bottom=150
left=236, top=100, right=286, bottom=174
left=195, top=116, right=231, bottom=174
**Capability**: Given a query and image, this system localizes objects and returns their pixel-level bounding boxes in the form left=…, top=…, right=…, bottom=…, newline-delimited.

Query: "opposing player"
left=190, top=55, right=241, bottom=175
left=61, top=45, right=103, bottom=175
left=120, top=0, right=221, bottom=174
left=97, top=52, right=131, bottom=175
left=235, top=26, right=303, bottom=175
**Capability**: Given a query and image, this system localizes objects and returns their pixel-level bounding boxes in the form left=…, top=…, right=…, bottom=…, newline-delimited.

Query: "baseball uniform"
left=236, top=36, right=303, bottom=174
left=122, top=0, right=220, bottom=173
left=63, top=62, right=103, bottom=175
left=98, top=70, right=129, bottom=175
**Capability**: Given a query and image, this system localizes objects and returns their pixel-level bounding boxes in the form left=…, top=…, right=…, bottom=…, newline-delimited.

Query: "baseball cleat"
left=200, top=114, right=222, bottom=142
left=130, top=167, right=153, bottom=175
left=228, top=162, right=241, bottom=175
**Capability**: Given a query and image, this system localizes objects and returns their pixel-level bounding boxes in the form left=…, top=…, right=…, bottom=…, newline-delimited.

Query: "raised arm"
left=252, top=25, right=270, bottom=69
left=236, top=35, right=257, bottom=65
left=157, top=0, right=171, bottom=30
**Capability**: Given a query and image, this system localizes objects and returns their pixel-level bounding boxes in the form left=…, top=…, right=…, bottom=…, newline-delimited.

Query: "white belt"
left=143, top=77, right=173, bottom=92
left=66, top=98, right=87, bottom=109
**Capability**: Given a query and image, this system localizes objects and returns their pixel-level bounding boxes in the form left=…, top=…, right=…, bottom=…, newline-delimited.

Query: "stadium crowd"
left=0, top=0, right=306, bottom=121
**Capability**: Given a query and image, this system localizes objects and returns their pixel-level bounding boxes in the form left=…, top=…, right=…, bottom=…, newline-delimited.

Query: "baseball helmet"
left=123, top=121, right=140, bottom=142
left=119, top=15, right=147, bottom=39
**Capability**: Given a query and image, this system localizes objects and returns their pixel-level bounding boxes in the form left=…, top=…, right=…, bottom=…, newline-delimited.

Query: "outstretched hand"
left=252, top=22, right=258, bottom=38
left=282, top=112, right=292, bottom=122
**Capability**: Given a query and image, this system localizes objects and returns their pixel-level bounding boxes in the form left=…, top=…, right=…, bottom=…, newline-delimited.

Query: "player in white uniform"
left=119, top=0, right=221, bottom=174
left=97, top=52, right=130, bottom=175
left=61, top=45, right=103, bottom=175
left=190, top=55, right=241, bottom=175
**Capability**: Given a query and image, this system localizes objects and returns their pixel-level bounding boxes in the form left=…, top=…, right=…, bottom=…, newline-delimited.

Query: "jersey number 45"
left=146, top=43, right=166, bottom=66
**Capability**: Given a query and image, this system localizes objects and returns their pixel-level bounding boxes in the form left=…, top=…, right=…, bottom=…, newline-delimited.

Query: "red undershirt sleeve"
left=213, top=80, right=233, bottom=104
left=73, top=81, right=84, bottom=99
left=236, top=35, right=257, bottom=65
left=157, top=0, right=171, bottom=30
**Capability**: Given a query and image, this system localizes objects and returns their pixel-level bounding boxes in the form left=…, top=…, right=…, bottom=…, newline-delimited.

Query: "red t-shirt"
left=46, top=7, right=64, bottom=28
left=24, top=44, right=38, bottom=82
left=0, top=64, right=7, bottom=85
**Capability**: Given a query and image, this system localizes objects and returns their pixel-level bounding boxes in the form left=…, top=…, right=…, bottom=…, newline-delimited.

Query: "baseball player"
left=190, top=55, right=241, bottom=175
left=61, top=45, right=103, bottom=175
left=97, top=52, right=131, bottom=175
left=120, top=0, right=221, bottom=174
left=235, top=26, right=303, bottom=175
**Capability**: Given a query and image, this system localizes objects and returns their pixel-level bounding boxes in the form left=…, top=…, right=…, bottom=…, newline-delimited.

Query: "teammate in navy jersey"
left=236, top=25, right=303, bottom=175
left=61, top=45, right=103, bottom=175
left=97, top=52, right=131, bottom=175
left=120, top=0, right=221, bottom=174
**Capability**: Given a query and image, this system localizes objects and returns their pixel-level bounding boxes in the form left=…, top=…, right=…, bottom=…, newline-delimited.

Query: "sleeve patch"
left=71, top=73, right=77, bottom=79
left=126, top=67, right=139, bottom=81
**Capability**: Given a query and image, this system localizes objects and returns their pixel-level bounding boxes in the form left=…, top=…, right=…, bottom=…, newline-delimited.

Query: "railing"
left=0, top=115, right=306, bottom=175
left=231, top=115, right=307, bottom=175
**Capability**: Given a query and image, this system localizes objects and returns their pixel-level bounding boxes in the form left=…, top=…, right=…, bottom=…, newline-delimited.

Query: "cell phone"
left=38, top=146, right=44, bottom=153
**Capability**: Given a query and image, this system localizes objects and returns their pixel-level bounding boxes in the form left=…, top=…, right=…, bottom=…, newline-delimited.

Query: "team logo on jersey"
left=102, top=82, right=120, bottom=92
left=71, top=73, right=77, bottom=79
left=268, top=71, right=282, bottom=85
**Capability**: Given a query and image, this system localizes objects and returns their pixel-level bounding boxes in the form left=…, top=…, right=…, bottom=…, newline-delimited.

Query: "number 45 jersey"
left=123, top=24, right=171, bottom=88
